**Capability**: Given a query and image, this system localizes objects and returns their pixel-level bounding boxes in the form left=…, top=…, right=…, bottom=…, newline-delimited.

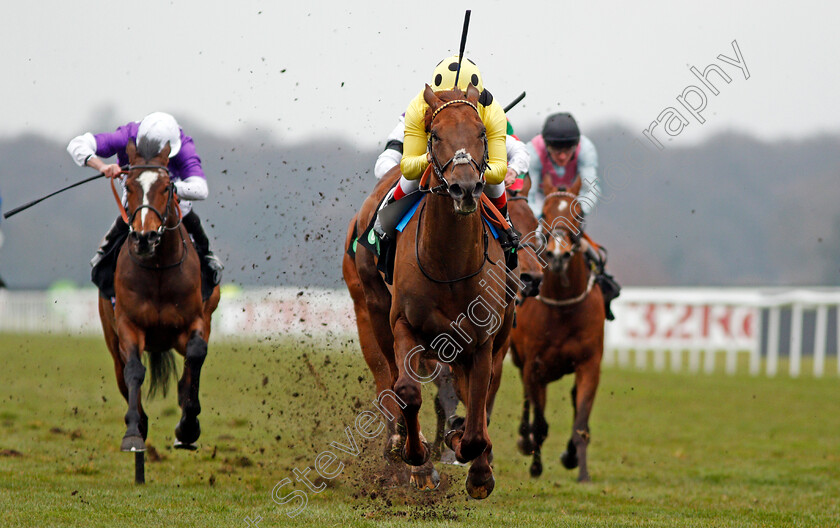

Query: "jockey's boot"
left=497, top=204, right=520, bottom=271
left=372, top=186, right=398, bottom=242
left=585, top=245, right=621, bottom=321
left=91, top=216, right=129, bottom=299
left=182, top=211, right=223, bottom=285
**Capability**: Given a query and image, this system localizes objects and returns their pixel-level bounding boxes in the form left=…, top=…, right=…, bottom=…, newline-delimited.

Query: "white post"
left=766, top=307, right=780, bottom=377
left=725, top=349, right=737, bottom=375
left=789, top=304, right=803, bottom=378
left=814, top=305, right=827, bottom=378
left=688, top=349, right=701, bottom=373
left=618, top=348, right=630, bottom=368
left=749, top=307, right=762, bottom=376
left=653, top=349, right=666, bottom=372
left=703, top=348, right=716, bottom=374
left=671, top=349, right=683, bottom=373
left=635, top=348, right=647, bottom=370
left=602, top=348, right=615, bottom=367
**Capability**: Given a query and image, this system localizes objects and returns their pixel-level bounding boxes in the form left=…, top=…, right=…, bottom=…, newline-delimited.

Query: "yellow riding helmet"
left=431, top=55, right=484, bottom=93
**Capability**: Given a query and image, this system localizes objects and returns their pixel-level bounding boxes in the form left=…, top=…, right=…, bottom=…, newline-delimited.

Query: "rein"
left=414, top=201, right=492, bottom=284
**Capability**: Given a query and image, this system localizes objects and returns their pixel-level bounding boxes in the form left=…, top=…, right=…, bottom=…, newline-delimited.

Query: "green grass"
left=0, top=332, right=838, bottom=527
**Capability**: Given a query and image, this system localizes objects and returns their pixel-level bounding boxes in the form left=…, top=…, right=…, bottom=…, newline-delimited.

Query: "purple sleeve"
left=93, top=122, right=139, bottom=164
left=169, top=131, right=205, bottom=181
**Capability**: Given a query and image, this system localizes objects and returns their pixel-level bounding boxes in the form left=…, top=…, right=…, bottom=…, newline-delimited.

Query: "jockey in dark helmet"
left=527, top=112, right=621, bottom=319
left=67, top=112, right=223, bottom=301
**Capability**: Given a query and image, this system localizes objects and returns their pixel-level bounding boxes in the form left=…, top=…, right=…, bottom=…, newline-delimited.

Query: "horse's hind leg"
left=175, top=329, right=207, bottom=448
left=432, top=364, right=460, bottom=464
left=562, top=361, right=600, bottom=482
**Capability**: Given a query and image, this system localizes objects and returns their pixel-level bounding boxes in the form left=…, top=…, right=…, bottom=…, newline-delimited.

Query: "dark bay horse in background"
left=343, top=85, right=517, bottom=499
left=99, top=139, right=220, bottom=457
left=510, top=176, right=606, bottom=482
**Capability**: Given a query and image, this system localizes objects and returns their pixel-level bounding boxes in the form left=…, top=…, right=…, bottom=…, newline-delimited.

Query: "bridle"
left=120, top=164, right=187, bottom=269
left=414, top=98, right=494, bottom=283
left=421, top=99, right=489, bottom=196
left=535, top=190, right=594, bottom=306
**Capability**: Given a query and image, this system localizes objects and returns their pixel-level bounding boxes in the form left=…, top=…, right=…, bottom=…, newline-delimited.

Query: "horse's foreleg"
left=392, top=318, right=430, bottom=467
left=117, top=326, right=146, bottom=452
left=526, top=367, right=548, bottom=478
left=563, top=360, right=600, bottom=482
left=450, top=345, right=492, bottom=465
left=175, top=328, right=207, bottom=448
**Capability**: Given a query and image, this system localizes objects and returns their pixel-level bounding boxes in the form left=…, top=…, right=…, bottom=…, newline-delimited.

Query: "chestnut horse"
left=343, top=85, right=517, bottom=499
left=509, top=176, right=605, bottom=482
left=98, top=139, right=220, bottom=455
left=430, top=172, right=543, bottom=464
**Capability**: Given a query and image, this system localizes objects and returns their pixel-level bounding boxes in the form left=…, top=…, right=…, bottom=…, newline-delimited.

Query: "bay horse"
left=98, top=139, right=221, bottom=458
left=343, top=84, right=517, bottom=499
left=509, top=176, right=605, bottom=482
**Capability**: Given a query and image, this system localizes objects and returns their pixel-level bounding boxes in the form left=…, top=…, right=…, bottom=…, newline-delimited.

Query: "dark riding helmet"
left=542, top=112, right=580, bottom=150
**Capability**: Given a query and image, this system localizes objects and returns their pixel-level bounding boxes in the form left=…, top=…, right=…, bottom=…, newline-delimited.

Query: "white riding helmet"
left=137, top=112, right=182, bottom=158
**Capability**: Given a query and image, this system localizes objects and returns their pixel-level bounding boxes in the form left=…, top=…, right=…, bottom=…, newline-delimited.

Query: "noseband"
left=421, top=99, right=489, bottom=196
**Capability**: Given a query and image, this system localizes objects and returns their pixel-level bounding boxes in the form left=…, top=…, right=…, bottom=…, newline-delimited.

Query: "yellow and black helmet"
left=431, top=55, right=484, bottom=93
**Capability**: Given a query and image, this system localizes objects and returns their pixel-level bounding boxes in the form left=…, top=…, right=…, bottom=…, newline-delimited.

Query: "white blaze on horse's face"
left=558, top=200, right=568, bottom=212
left=137, top=171, right=159, bottom=230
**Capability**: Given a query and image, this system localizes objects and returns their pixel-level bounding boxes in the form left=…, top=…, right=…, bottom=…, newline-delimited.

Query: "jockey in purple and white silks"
left=67, top=112, right=222, bottom=300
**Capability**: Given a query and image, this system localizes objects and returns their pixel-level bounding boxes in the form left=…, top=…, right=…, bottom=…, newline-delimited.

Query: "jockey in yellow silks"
left=375, top=55, right=519, bottom=248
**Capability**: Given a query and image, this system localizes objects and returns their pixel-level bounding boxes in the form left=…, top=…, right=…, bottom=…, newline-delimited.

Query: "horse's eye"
left=430, top=131, right=439, bottom=142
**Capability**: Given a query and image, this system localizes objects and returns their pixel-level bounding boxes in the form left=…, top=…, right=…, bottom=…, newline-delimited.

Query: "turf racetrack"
left=0, top=333, right=838, bottom=527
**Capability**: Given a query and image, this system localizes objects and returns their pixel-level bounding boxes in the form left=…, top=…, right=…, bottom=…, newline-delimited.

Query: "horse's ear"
left=156, top=142, right=172, bottom=166
left=423, top=84, right=442, bottom=110
left=465, top=83, right=480, bottom=105
left=126, top=139, right=138, bottom=163
left=569, top=175, right=582, bottom=196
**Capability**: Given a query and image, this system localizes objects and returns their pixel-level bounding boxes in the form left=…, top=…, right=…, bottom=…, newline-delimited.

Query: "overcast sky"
left=2, top=0, right=839, bottom=149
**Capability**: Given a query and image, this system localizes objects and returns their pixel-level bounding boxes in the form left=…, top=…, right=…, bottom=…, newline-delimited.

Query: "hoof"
left=410, top=467, right=441, bottom=491
left=384, top=434, right=404, bottom=463
left=529, top=460, right=543, bottom=477
left=466, top=470, right=495, bottom=499
left=517, top=436, right=534, bottom=456
left=173, top=439, right=198, bottom=451
left=401, top=440, right=432, bottom=467
left=577, top=472, right=592, bottom=483
left=443, top=428, right=463, bottom=452
left=175, top=417, right=201, bottom=446
left=121, top=435, right=146, bottom=452
left=561, top=450, right=578, bottom=470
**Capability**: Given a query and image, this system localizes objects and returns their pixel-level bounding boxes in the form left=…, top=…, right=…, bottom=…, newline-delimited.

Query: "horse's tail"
left=145, top=350, right=178, bottom=399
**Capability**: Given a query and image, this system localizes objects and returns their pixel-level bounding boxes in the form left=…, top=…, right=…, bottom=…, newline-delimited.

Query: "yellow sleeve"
left=481, top=100, right=508, bottom=185
left=399, top=91, right=430, bottom=180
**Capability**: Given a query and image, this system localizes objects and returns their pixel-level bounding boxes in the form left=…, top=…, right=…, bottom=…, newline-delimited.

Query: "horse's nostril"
left=449, top=184, right=464, bottom=198
left=473, top=181, right=485, bottom=197
left=129, top=231, right=139, bottom=241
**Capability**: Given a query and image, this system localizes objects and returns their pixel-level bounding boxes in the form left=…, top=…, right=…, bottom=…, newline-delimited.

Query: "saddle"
left=350, top=181, right=519, bottom=285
